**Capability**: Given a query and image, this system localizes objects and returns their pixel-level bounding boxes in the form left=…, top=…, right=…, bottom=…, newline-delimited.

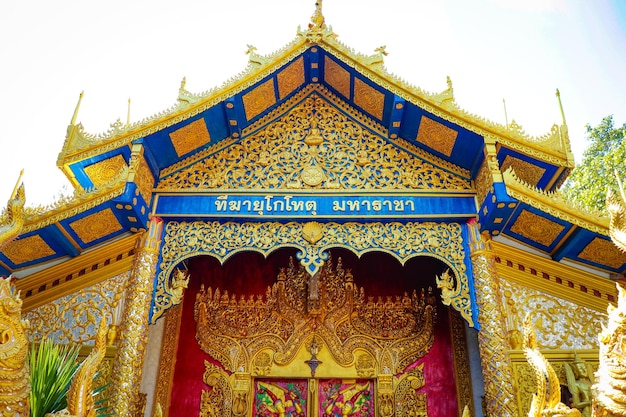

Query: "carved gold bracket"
left=151, top=220, right=474, bottom=326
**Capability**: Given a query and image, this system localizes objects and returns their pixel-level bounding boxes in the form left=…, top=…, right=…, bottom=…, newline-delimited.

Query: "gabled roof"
left=2, top=3, right=623, bottom=284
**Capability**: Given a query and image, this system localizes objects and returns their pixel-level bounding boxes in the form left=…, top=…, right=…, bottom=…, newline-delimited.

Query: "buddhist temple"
left=1, top=3, right=625, bottom=417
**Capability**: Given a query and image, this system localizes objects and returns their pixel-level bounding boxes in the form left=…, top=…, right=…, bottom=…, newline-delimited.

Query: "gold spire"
left=556, top=88, right=567, bottom=126
left=70, top=91, right=84, bottom=125
left=127, top=98, right=131, bottom=126
left=503, top=98, right=509, bottom=127
left=10, top=169, right=24, bottom=200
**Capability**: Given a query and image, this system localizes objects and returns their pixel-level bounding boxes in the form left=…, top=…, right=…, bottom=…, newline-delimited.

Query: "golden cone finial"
left=309, top=0, right=326, bottom=30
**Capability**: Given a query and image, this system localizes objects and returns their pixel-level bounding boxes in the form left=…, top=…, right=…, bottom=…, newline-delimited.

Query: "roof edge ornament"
left=556, top=88, right=574, bottom=166
left=297, top=0, right=335, bottom=42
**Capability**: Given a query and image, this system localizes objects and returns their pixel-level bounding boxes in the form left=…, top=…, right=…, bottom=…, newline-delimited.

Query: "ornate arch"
left=150, top=220, right=475, bottom=326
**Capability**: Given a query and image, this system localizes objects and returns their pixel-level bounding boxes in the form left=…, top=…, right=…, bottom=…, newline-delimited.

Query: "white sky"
left=1, top=0, right=625, bottom=205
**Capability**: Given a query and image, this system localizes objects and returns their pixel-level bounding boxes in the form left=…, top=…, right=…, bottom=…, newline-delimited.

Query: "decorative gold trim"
left=578, top=237, right=626, bottom=269
left=324, top=55, right=351, bottom=98
left=2, top=234, right=55, bottom=264
left=353, top=77, right=385, bottom=120
left=509, top=209, right=565, bottom=247
left=242, top=78, right=277, bottom=120
left=450, top=309, right=474, bottom=417
left=153, top=302, right=183, bottom=417
left=416, top=115, right=458, bottom=157
left=500, top=155, right=545, bottom=187
left=84, top=154, right=128, bottom=188
left=69, top=208, right=123, bottom=244
left=169, top=118, right=211, bottom=158
left=277, top=56, right=305, bottom=99
left=152, top=221, right=473, bottom=326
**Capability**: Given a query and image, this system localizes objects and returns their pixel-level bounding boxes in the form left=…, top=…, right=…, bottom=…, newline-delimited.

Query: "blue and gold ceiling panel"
left=323, top=55, right=351, bottom=99
left=69, top=148, right=131, bottom=190
left=503, top=206, right=572, bottom=252
left=169, top=117, right=211, bottom=158
left=84, top=154, right=127, bottom=188
left=277, top=56, right=305, bottom=100
left=353, top=77, right=385, bottom=121
left=576, top=237, right=626, bottom=272
left=1, top=233, right=56, bottom=266
left=242, top=78, right=277, bottom=121
left=67, top=208, right=124, bottom=245
left=497, top=146, right=560, bottom=191
left=416, top=115, right=458, bottom=158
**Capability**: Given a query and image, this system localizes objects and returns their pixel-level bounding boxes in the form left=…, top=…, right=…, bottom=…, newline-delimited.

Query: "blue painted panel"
left=153, top=193, right=477, bottom=221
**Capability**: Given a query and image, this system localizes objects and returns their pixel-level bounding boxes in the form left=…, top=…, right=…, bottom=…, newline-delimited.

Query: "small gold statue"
left=565, top=353, right=592, bottom=417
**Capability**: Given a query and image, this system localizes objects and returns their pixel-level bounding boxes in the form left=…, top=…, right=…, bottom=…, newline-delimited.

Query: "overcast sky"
left=1, top=0, right=625, bottom=205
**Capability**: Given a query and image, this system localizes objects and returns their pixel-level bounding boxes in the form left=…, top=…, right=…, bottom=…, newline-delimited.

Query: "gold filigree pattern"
left=474, top=158, right=493, bottom=207
left=468, top=224, right=519, bottom=417
left=501, top=155, right=546, bottom=187
left=2, top=234, right=55, bottom=264
left=500, top=279, right=604, bottom=350
left=200, top=361, right=232, bottom=417
left=195, top=255, right=436, bottom=374
left=353, top=77, right=384, bottom=120
left=134, top=154, right=155, bottom=205
left=69, top=208, right=123, bottom=244
left=578, top=237, right=626, bottom=269
left=395, top=364, right=427, bottom=417
left=0, top=182, right=25, bottom=251
left=242, top=78, right=276, bottom=120
left=154, top=303, right=183, bottom=417
left=157, top=93, right=471, bottom=192
left=324, top=56, right=351, bottom=98
left=277, top=56, right=305, bottom=99
left=169, top=118, right=211, bottom=158
left=608, top=179, right=626, bottom=253
left=84, top=154, right=127, bottom=188
left=153, top=221, right=473, bottom=326
left=450, top=310, right=474, bottom=417
left=509, top=209, right=565, bottom=247
left=110, top=218, right=163, bottom=417
left=416, top=115, right=458, bottom=157
left=24, top=272, right=129, bottom=344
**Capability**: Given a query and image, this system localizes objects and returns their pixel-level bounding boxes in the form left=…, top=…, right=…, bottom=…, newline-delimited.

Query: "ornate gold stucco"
left=324, top=55, right=351, bottom=99
left=416, top=115, right=458, bottom=158
left=69, top=208, right=123, bottom=244
left=577, top=237, right=626, bottom=269
left=277, top=56, right=305, bottom=99
left=169, top=118, right=211, bottom=158
left=2, top=234, right=55, bottom=265
left=243, top=78, right=277, bottom=121
left=500, top=155, right=546, bottom=187
left=157, top=91, right=471, bottom=192
left=24, top=271, right=129, bottom=344
left=110, top=218, right=163, bottom=417
left=353, top=77, right=384, bottom=120
left=509, top=209, right=565, bottom=247
left=468, top=223, right=519, bottom=417
left=153, top=220, right=473, bottom=326
left=84, top=154, right=128, bottom=188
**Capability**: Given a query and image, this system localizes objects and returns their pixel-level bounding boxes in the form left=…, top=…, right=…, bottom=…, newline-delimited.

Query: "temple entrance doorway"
left=166, top=247, right=470, bottom=417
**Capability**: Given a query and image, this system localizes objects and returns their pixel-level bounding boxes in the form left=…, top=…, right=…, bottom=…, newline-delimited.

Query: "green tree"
left=563, top=115, right=626, bottom=212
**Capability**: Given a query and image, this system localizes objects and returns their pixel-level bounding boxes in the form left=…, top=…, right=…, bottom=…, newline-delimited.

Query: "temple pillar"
left=110, top=217, right=164, bottom=417
left=467, top=222, right=519, bottom=417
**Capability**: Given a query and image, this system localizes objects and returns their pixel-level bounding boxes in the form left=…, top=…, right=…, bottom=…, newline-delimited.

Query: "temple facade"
left=1, top=4, right=624, bottom=417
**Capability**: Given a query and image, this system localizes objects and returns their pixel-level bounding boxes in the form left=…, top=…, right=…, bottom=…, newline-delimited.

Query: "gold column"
left=110, top=218, right=164, bottom=417
left=468, top=222, right=519, bottom=417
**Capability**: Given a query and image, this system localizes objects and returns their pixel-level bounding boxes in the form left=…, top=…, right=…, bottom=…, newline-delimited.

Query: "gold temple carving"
left=194, top=254, right=437, bottom=416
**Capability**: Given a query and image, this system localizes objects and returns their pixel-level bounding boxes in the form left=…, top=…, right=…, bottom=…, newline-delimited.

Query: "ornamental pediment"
left=156, top=86, right=471, bottom=193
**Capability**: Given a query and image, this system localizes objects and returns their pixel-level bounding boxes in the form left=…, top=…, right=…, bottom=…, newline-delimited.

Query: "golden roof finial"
left=309, top=0, right=326, bottom=30
left=10, top=169, right=24, bottom=200
left=70, top=91, right=84, bottom=125
left=556, top=88, right=567, bottom=126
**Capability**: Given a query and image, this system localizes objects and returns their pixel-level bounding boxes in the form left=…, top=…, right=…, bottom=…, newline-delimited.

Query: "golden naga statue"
left=592, top=283, right=626, bottom=417
left=0, top=173, right=25, bottom=250
left=522, top=313, right=581, bottom=417
left=47, top=319, right=109, bottom=417
left=607, top=175, right=626, bottom=253
left=0, top=277, right=30, bottom=417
